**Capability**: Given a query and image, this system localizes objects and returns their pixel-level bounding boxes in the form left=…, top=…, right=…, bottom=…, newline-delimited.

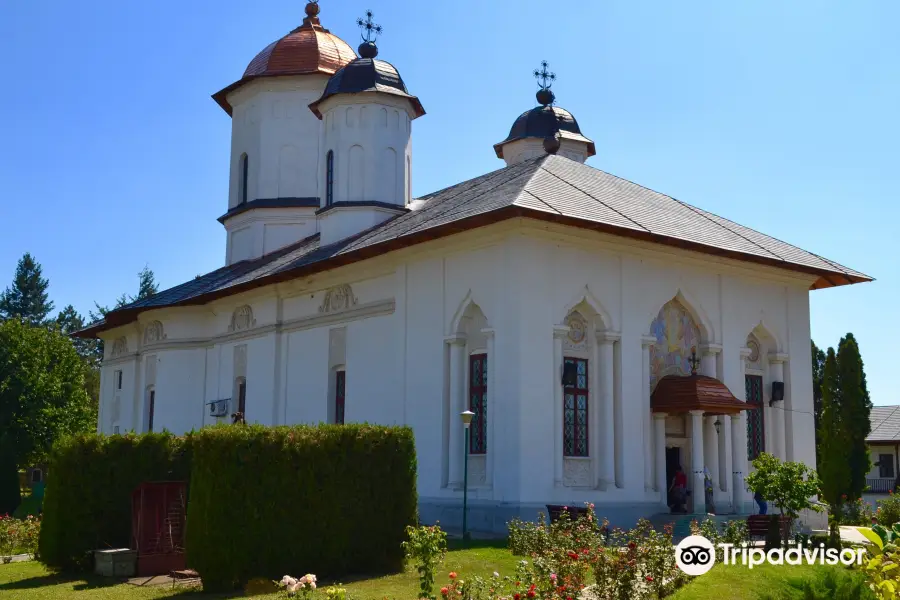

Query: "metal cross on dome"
left=357, top=9, right=383, bottom=43
left=689, top=347, right=701, bottom=375
left=533, top=60, right=556, bottom=90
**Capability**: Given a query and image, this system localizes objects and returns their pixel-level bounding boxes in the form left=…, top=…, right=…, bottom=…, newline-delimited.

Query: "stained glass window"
left=745, top=374, right=764, bottom=460
left=335, top=370, right=346, bottom=425
left=468, top=354, right=487, bottom=454
left=563, top=357, right=589, bottom=457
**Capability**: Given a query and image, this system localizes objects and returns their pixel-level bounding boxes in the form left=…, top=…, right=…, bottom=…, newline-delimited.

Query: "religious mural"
left=649, top=299, right=701, bottom=390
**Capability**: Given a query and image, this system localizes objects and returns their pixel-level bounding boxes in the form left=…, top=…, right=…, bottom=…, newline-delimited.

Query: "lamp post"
left=460, top=410, right=475, bottom=544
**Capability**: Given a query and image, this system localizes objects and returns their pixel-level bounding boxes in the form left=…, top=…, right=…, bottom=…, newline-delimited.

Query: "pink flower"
left=449, top=572, right=457, bottom=580
left=440, top=587, right=449, bottom=596
left=550, top=573, right=557, bottom=581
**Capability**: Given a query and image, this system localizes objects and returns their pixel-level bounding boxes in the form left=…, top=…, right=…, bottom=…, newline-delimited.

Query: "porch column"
left=769, top=354, right=788, bottom=460
left=704, top=416, right=719, bottom=493
left=597, top=331, right=619, bottom=490
left=721, top=414, right=733, bottom=501
left=731, top=412, right=746, bottom=513
left=690, top=409, right=706, bottom=514
left=641, top=335, right=656, bottom=491
left=446, top=335, right=467, bottom=488
left=553, top=326, right=570, bottom=487
left=654, top=412, right=667, bottom=503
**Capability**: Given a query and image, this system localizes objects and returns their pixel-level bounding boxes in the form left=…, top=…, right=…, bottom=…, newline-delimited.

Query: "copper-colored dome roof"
left=651, top=374, right=749, bottom=415
left=212, top=4, right=356, bottom=115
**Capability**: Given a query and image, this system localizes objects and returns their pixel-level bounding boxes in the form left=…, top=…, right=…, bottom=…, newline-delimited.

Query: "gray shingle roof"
left=79, top=155, right=871, bottom=336
left=869, top=406, right=900, bottom=442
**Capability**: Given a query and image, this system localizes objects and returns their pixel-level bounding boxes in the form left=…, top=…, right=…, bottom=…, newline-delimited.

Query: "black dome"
left=309, top=57, right=425, bottom=118
left=494, top=105, right=595, bottom=159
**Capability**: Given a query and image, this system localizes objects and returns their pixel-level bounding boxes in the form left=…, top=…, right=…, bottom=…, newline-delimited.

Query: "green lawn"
left=669, top=561, right=873, bottom=600
left=0, top=541, right=519, bottom=600
left=0, top=545, right=872, bottom=600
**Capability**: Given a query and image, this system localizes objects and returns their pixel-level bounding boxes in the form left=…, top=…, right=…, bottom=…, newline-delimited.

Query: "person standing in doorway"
left=669, top=465, right=688, bottom=514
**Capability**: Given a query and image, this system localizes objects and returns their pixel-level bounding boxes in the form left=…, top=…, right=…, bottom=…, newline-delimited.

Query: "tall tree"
left=817, top=347, right=847, bottom=542
left=0, top=253, right=54, bottom=325
left=837, top=333, right=872, bottom=501
left=55, top=305, right=101, bottom=415
left=0, top=319, right=94, bottom=513
left=134, top=266, right=158, bottom=302
left=811, top=340, right=826, bottom=460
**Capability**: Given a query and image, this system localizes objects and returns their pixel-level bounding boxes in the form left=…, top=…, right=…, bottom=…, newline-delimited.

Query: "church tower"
left=212, top=2, right=356, bottom=265
left=494, top=61, right=595, bottom=166
left=308, top=10, right=425, bottom=246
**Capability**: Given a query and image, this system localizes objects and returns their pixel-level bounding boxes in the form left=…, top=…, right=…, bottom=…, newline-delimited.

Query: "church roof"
left=211, top=4, right=356, bottom=115
left=494, top=105, right=595, bottom=159
left=308, top=57, right=425, bottom=119
left=78, top=155, right=871, bottom=337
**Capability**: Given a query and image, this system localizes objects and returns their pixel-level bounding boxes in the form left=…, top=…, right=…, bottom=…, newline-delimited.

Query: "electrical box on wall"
left=208, top=399, right=229, bottom=418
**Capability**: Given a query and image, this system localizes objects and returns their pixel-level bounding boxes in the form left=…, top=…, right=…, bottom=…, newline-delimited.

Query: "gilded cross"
left=357, top=9, right=383, bottom=43
left=533, top=60, right=556, bottom=90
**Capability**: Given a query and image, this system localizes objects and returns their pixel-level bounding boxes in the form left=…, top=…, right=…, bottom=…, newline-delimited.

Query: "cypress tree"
left=133, top=266, right=158, bottom=301
left=837, top=333, right=872, bottom=501
left=812, top=340, right=826, bottom=462
left=818, top=347, right=847, bottom=541
left=0, top=252, right=54, bottom=325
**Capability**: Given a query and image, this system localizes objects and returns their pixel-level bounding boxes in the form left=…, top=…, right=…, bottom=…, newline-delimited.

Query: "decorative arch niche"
left=648, top=298, right=701, bottom=391
left=229, top=305, right=255, bottom=332
left=110, top=337, right=128, bottom=358
left=142, top=321, right=165, bottom=345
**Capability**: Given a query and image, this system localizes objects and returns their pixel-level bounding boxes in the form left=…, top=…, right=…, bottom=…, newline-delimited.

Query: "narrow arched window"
left=239, top=153, right=249, bottom=205
left=237, top=377, right=247, bottom=415
left=326, top=150, right=335, bottom=206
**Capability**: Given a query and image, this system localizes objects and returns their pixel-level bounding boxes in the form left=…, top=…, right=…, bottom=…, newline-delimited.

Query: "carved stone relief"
left=563, top=311, right=588, bottom=352
left=110, top=337, right=128, bottom=358
left=563, top=458, right=592, bottom=487
left=745, top=335, right=762, bottom=370
left=229, top=305, right=255, bottom=332
left=143, top=321, right=165, bottom=345
left=319, top=284, right=359, bottom=314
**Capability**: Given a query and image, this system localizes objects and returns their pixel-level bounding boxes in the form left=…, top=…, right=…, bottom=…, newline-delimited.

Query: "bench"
left=747, top=514, right=791, bottom=540
left=546, top=505, right=589, bottom=524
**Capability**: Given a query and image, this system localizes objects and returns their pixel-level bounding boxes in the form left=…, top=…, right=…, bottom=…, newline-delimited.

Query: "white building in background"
left=80, top=2, right=872, bottom=532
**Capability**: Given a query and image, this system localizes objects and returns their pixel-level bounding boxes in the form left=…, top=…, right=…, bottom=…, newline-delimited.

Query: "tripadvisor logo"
left=675, top=535, right=867, bottom=576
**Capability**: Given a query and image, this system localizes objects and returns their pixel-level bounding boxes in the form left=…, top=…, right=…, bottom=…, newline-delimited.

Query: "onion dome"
left=212, top=2, right=356, bottom=115
left=493, top=61, right=595, bottom=160
left=308, top=10, right=425, bottom=119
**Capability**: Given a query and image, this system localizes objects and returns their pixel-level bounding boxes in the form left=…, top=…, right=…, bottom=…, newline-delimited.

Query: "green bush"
left=184, top=423, right=417, bottom=592
left=876, top=492, right=900, bottom=527
left=38, top=432, right=192, bottom=570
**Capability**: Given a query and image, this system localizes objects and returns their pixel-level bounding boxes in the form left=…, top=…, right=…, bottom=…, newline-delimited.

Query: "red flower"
left=440, top=587, right=449, bottom=596
left=628, top=541, right=637, bottom=549
left=514, top=595, right=520, bottom=600
left=527, top=592, right=536, bottom=599
left=448, top=572, right=457, bottom=580
left=646, top=576, right=654, bottom=582
left=567, top=551, right=579, bottom=559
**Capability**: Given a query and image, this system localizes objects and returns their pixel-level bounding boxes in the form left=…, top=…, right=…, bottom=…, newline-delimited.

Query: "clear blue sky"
left=1, top=1, right=896, bottom=404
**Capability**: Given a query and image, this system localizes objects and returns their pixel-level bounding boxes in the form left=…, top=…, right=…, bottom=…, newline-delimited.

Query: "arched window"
left=239, top=153, right=249, bottom=205
left=146, top=386, right=156, bottom=433
left=468, top=353, right=487, bottom=454
left=334, top=368, right=346, bottom=424
left=562, top=357, right=589, bottom=457
left=326, top=150, right=334, bottom=206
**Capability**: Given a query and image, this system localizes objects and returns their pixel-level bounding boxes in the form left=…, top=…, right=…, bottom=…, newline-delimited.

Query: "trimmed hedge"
left=184, top=423, right=417, bottom=592
left=38, top=432, right=192, bottom=570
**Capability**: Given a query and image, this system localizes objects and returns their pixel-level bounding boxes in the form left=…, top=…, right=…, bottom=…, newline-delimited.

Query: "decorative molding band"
left=103, top=352, right=141, bottom=366
left=699, top=343, right=723, bottom=355
left=653, top=412, right=668, bottom=420
left=641, top=334, right=657, bottom=348
left=596, top=330, right=621, bottom=344
left=552, top=325, right=571, bottom=340
left=284, top=299, right=395, bottom=334
left=444, top=334, right=467, bottom=346
left=768, top=352, right=790, bottom=364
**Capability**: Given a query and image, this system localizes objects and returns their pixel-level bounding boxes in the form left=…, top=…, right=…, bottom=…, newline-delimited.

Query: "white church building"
left=80, top=2, right=871, bottom=532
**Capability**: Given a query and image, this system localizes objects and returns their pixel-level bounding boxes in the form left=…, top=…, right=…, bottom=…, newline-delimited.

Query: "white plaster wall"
left=318, top=205, right=402, bottom=247
left=318, top=94, right=413, bottom=207
left=501, top=138, right=590, bottom=166
left=97, top=219, right=822, bottom=527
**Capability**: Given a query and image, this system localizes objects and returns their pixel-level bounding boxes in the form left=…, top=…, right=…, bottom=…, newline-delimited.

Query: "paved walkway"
left=840, top=526, right=873, bottom=545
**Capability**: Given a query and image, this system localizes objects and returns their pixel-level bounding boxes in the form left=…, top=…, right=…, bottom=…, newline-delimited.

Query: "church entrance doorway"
left=665, top=446, right=681, bottom=510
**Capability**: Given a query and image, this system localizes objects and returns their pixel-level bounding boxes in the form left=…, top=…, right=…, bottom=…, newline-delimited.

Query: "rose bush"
left=0, top=514, right=40, bottom=562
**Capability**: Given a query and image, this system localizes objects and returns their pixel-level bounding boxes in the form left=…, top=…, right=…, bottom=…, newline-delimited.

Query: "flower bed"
left=0, top=514, right=41, bottom=562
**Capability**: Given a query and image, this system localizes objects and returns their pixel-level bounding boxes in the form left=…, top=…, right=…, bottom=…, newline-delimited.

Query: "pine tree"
left=817, top=347, right=848, bottom=542
left=0, top=252, right=54, bottom=325
left=837, top=333, right=872, bottom=501
left=133, top=266, right=158, bottom=302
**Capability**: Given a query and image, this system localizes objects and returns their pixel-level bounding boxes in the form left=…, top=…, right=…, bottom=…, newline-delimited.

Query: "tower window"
left=563, top=357, right=589, bottom=457
left=239, top=153, right=249, bottom=205
left=326, top=150, right=334, bottom=206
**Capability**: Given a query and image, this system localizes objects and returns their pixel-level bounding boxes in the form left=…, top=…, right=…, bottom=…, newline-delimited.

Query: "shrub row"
left=38, top=432, right=192, bottom=570
left=185, top=423, right=417, bottom=592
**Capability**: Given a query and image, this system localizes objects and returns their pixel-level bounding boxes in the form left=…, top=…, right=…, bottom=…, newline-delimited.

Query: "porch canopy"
left=651, top=374, right=749, bottom=415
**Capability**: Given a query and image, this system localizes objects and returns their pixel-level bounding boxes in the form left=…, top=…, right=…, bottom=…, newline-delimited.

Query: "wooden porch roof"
left=651, top=374, right=749, bottom=415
